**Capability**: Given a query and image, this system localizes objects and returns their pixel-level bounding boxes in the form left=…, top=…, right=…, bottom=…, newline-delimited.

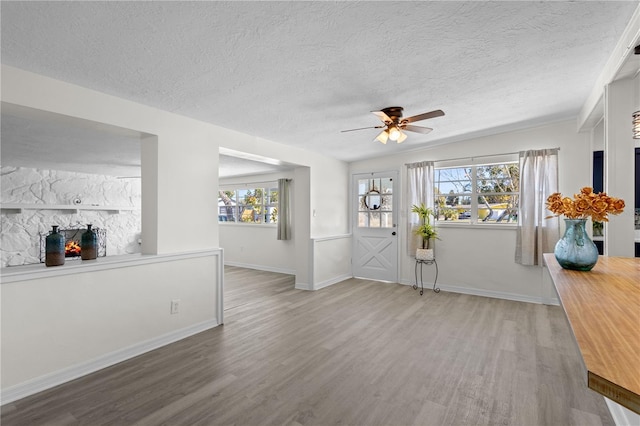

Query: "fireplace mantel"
left=1, top=203, right=138, bottom=214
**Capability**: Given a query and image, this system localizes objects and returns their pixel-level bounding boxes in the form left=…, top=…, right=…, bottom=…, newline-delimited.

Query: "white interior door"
left=352, top=171, right=398, bottom=282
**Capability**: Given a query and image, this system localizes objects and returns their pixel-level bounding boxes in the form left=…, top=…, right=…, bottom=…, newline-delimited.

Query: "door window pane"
left=381, top=212, right=393, bottom=228
left=369, top=212, right=381, bottom=228
left=380, top=177, right=393, bottom=194
left=358, top=212, right=369, bottom=227
left=380, top=195, right=392, bottom=211
left=358, top=177, right=393, bottom=228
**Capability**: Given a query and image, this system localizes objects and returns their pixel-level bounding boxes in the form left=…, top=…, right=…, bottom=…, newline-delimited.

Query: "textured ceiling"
left=1, top=1, right=638, bottom=173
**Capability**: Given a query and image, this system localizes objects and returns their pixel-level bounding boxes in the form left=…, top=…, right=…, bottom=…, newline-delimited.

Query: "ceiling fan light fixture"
left=343, top=106, right=445, bottom=145
left=375, top=130, right=389, bottom=144
left=388, top=125, right=401, bottom=141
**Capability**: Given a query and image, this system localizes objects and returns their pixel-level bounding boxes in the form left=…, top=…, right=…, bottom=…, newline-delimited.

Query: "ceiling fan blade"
left=402, top=109, right=445, bottom=124
left=341, top=125, right=384, bottom=133
left=371, top=110, right=393, bottom=123
left=403, top=125, right=433, bottom=134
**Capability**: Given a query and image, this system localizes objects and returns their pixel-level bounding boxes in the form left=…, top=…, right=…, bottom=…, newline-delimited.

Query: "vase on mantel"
left=81, top=224, right=97, bottom=260
left=45, top=225, right=65, bottom=267
left=554, top=218, right=599, bottom=271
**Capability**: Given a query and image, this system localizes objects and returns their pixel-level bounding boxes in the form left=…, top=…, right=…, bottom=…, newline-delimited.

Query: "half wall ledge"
left=1, top=250, right=223, bottom=284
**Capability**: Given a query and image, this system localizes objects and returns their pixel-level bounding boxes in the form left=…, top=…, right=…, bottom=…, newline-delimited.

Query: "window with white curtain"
left=434, top=161, right=520, bottom=224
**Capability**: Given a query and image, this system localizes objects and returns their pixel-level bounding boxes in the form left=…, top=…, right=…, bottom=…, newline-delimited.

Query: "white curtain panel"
left=515, top=149, right=559, bottom=266
left=277, top=178, right=292, bottom=240
left=407, top=161, right=434, bottom=255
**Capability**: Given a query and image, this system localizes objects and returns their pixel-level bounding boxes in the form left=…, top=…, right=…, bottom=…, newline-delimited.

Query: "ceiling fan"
left=342, top=106, right=445, bottom=144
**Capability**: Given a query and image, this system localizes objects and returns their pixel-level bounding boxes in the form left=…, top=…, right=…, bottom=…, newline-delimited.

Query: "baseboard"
left=313, top=273, right=352, bottom=291
left=224, top=261, right=295, bottom=276
left=224, top=262, right=345, bottom=291
left=1, top=319, right=220, bottom=405
left=398, top=279, right=559, bottom=305
left=541, top=296, right=560, bottom=306
left=605, top=397, right=640, bottom=426
left=295, top=281, right=312, bottom=290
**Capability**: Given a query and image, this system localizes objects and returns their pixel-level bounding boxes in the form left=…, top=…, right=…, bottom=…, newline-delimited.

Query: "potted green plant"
left=411, top=203, right=439, bottom=260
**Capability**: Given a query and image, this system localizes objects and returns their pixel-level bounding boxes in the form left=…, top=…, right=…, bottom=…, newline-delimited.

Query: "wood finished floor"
left=2, top=266, right=614, bottom=425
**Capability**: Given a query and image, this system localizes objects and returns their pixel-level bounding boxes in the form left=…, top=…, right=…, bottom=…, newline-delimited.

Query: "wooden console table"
left=544, top=253, right=640, bottom=414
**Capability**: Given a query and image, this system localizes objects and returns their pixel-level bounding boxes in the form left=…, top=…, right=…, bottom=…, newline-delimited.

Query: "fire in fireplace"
left=65, top=240, right=82, bottom=257
left=40, top=227, right=107, bottom=262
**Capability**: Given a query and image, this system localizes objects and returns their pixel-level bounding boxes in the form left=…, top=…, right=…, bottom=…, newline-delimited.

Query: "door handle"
left=392, top=232, right=396, bottom=236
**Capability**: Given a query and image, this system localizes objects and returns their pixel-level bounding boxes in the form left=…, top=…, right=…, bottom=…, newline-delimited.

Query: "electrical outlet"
left=170, top=299, right=180, bottom=314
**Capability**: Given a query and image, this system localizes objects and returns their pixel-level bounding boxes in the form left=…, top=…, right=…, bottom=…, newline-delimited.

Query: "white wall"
left=310, top=156, right=350, bottom=237
left=593, top=118, right=605, bottom=152
left=219, top=171, right=296, bottom=274
left=1, top=64, right=350, bottom=266
left=350, top=120, right=590, bottom=303
left=217, top=139, right=350, bottom=239
left=0, top=65, right=225, bottom=401
left=218, top=157, right=352, bottom=288
left=221, top=223, right=295, bottom=274
left=1, top=252, right=221, bottom=402
left=605, top=77, right=637, bottom=256
left=1, top=66, right=220, bottom=253
left=312, top=235, right=352, bottom=290
left=216, top=138, right=350, bottom=287
left=0, top=65, right=350, bottom=401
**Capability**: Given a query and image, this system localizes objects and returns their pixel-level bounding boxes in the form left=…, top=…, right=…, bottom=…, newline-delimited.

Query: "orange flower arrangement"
left=546, top=187, right=625, bottom=222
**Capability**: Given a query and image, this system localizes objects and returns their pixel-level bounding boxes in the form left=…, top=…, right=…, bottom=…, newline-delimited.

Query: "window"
left=357, top=177, right=394, bottom=228
left=434, top=162, right=519, bottom=224
left=218, top=187, right=278, bottom=224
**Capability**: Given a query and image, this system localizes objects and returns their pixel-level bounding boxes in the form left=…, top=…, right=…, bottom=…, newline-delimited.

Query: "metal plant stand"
left=413, top=259, right=440, bottom=295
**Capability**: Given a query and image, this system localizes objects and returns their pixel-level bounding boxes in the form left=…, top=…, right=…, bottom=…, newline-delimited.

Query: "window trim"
left=218, top=222, right=276, bottom=229
left=434, top=157, right=519, bottom=226
left=218, top=183, right=279, bottom=226
left=435, top=221, right=518, bottom=230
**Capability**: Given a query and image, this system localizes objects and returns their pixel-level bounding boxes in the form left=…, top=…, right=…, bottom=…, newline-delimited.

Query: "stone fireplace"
left=39, top=227, right=107, bottom=262
left=1, top=166, right=142, bottom=267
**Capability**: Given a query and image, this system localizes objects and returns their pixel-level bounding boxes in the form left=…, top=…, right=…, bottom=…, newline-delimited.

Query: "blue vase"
left=81, top=224, right=97, bottom=260
left=554, top=218, right=599, bottom=271
left=45, top=225, right=65, bottom=267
